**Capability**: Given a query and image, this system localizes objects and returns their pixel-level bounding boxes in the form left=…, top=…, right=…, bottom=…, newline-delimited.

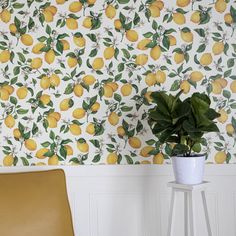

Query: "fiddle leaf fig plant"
left=148, top=91, right=220, bottom=157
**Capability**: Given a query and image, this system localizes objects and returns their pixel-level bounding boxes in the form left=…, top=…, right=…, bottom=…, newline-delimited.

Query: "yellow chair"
left=0, top=169, right=74, bottom=236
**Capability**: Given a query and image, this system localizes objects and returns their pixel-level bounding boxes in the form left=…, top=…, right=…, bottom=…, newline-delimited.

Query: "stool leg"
left=184, top=192, right=188, bottom=236
left=201, top=191, right=212, bottom=236
left=188, top=191, right=195, bottom=236
left=167, top=189, right=176, bottom=236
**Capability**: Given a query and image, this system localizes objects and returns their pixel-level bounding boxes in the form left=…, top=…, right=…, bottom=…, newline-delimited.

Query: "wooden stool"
left=167, top=181, right=212, bottom=236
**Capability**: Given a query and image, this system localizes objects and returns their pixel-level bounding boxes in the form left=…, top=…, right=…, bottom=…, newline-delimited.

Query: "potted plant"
left=148, top=91, right=220, bottom=185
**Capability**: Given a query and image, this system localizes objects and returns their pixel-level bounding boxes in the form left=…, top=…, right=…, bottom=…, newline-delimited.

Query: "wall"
left=0, top=0, right=236, bottom=166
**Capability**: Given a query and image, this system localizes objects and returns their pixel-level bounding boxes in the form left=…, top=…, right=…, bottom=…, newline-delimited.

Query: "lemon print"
left=128, top=137, right=142, bottom=149
left=83, top=75, right=96, bottom=86
left=0, top=50, right=10, bottom=63
left=87, top=0, right=96, bottom=5
left=104, top=47, right=115, bottom=60
left=141, top=160, right=151, bottom=164
left=50, top=74, right=60, bottom=87
left=21, top=34, right=33, bottom=46
left=212, top=41, right=224, bottom=55
left=226, top=124, right=234, bottom=135
left=73, top=36, right=86, bottom=47
left=25, top=139, right=37, bottom=151
left=107, top=153, right=118, bottom=164
left=174, top=52, right=184, bottom=64
left=4, top=115, right=15, bottom=128
left=114, top=19, right=122, bottom=30
left=56, top=0, right=65, bottom=4
left=92, top=57, right=104, bottom=70
left=3, top=85, right=14, bottom=95
left=168, top=35, right=177, bottom=46
left=73, top=108, right=86, bottom=119
left=117, top=126, right=126, bottom=137
left=77, top=141, right=89, bottom=153
left=200, top=53, right=212, bottom=66
left=61, top=39, right=70, bottom=50
left=224, top=13, right=233, bottom=24
left=190, top=71, right=204, bottom=82
left=66, top=17, right=78, bottom=30
left=214, top=151, right=226, bottom=164
left=40, top=76, right=50, bottom=90
left=3, top=155, right=14, bottom=166
left=103, top=84, right=114, bottom=98
left=91, top=102, right=100, bottom=112
left=149, top=5, right=160, bottom=18
left=176, top=0, right=190, bottom=7
left=86, top=123, right=95, bottom=135
left=180, top=30, right=193, bottom=43
left=0, top=88, right=9, bottom=100
left=65, top=145, right=73, bottom=156
left=48, top=112, right=61, bottom=121
left=140, top=146, right=154, bottom=157
left=152, top=1, right=164, bottom=10
left=48, top=155, right=59, bottom=165
left=46, top=6, right=57, bottom=15
left=180, top=80, right=190, bottom=94
left=67, top=56, right=78, bottom=68
left=145, top=73, right=156, bottom=86
left=36, top=148, right=49, bottom=159
left=121, top=83, right=132, bottom=96
left=74, top=84, right=84, bottom=97
left=230, top=81, right=236, bottom=93
left=107, top=82, right=118, bottom=92
left=83, top=17, right=92, bottom=28
left=31, top=58, right=43, bottom=69
left=0, top=9, right=11, bottom=23
left=173, top=12, right=186, bottom=25
left=40, top=94, right=51, bottom=105
left=9, top=23, right=17, bottom=34
left=217, top=109, right=228, bottom=123
left=105, top=5, right=116, bottom=19
left=135, top=54, right=148, bottom=65
left=211, top=80, right=222, bottom=94
left=43, top=9, right=53, bottom=22
left=45, top=49, right=55, bottom=64
left=155, top=70, right=166, bottom=83
left=69, top=1, right=82, bottom=12
left=16, top=86, right=28, bottom=99
left=108, top=112, right=119, bottom=126
left=137, top=39, right=152, bottom=50
left=32, top=42, right=45, bottom=54
left=69, top=123, right=82, bottom=135
left=13, top=128, right=21, bottom=139
left=153, top=153, right=164, bottom=164
left=215, top=0, right=227, bottom=13
left=60, top=98, right=73, bottom=111
left=46, top=115, right=57, bottom=128
left=126, top=29, right=139, bottom=42
left=215, top=78, right=227, bottom=88
left=191, top=11, right=201, bottom=23
left=150, top=45, right=161, bottom=60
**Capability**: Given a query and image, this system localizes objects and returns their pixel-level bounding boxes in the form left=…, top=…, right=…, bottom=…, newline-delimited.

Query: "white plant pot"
left=172, top=155, right=205, bottom=185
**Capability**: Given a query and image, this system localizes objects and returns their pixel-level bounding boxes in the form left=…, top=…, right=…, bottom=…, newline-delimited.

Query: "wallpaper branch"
left=0, top=0, right=236, bottom=166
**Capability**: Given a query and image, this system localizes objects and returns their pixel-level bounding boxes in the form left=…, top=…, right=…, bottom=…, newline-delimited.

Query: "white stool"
left=167, top=181, right=212, bottom=236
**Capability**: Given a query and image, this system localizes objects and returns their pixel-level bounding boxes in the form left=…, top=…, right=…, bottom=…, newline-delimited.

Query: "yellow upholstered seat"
left=0, top=169, right=74, bottom=236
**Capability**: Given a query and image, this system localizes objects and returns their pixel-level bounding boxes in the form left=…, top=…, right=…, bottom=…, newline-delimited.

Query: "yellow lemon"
left=69, top=123, right=82, bottom=135
left=212, top=81, right=222, bottom=94
left=215, top=0, right=227, bottom=13
left=50, top=74, right=60, bottom=87
left=40, top=76, right=50, bottom=89
left=86, top=123, right=95, bottom=135
left=74, top=84, right=84, bottom=97
left=60, top=98, right=72, bottom=111
left=173, top=12, right=186, bottom=25
left=0, top=88, right=9, bottom=100
left=128, top=137, right=142, bottom=149
left=153, top=153, right=164, bottom=164
left=40, top=94, right=51, bottom=105
left=73, top=36, right=86, bottom=47
left=36, top=148, right=49, bottom=159
left=46, top=116, right=57, bottom=128
left=145, top=73, right=157, bottom=86
left=48, top=112, right=61, bottom=121
left=56, top=0, right=65, bottom=4
left=190, top=71, right=204, bottom=82
left=149, top=5, right=160, bottom=18
left=151, top=1, right=164, bottom=10
left=45, top=6, right=57, bottom=15
left=180, top=80, right=190, bottom=94
left=20, top=34, right=33, bottom=46
left=141, top=160, right=151, bottom=164
left=114, top=19, right=122, bottom=30
left=108, top=112, right=119, bottom=126
left=121, top=83, right=132, bottom=96
left=212, top=41, right=224, bottom=55
left=135, top=54, right=148, bottom=65
left=144, top=91, right=153, bottom=103
left=66, top=17, right=78, bottom=30
left=60, top=39, right=70, bottom=50
left=25, top=139, right=37, bottom=151
left=87, top=0, right=96, bottom=5
left=48, top=155, right=59, bottom=165
left=224, top=13, right=233, bottom=24
left=65, top=145, right=73, bottom=155
left=0, top=9, right=11, bottom=23
left=137, top=38, right=152, bottom=50
left=67, top=56, right=77, bottom=68
left=117, top=126, right=126, bottom=137
left=174, top=52, right=184, bottom=64
left=4, top=115, right=15, bottom=128
left=215, top=78, right=227, bottom=88
left=155, top=70, right=166, bottom=83
left=200, top=53, right=212, bottom=66
left=105, top=5, right=116, bottom=19
left=31, top=58, right=43, bottom=69
left=107, top=153, right=118, bottom=164
left=140, top=146, right=154, bottom=157
left=69, top=1, right=82, bottom=12
left=13, top=128, right=21, bottom=139
left=226, top=124, right=234, bottom=135
left=150, top=45, right=161, bottom=60
left=77, top=141, right=89, bottom=153
left=3, top=85, right=14, bottom=95
left=3, top=155, right=14, bottom=166
left=230, top=81, right=236, bottom=93
left=191, top=11, right=201, bottom=23
left=104, top=47, right=115, bottom=60
left=72, top=108, right=86, bottom=119
left=168, top=35, right=177, bottom=46
left=83, top=17, right=92, bottom=28
left=180, top=30, right=193, bottom=43
left=126, top=29, right=139, bottom=42
left=0, top=50, right=10, bottom=63
left=103, top=84, right=113, bottom=98
left=92, top=57, right=104, bottom=70
left=43, top=10, right=53, bottom=22
left=9, top=23, right=17, bottom=34
left=217, top=109, right=228, bottom=123
left=214, top=151, right=226, bottom=164
left=44, top=49, right=55, bottom=64
left=16, top=86, right=28, bottom=99
left=32, top=42, right=45, bottom=54
left=107, top=82, right=118, bottom=92
left=91, top=102, right=100, bottom=112
left=176, top=0, right=190, bottom=7
left=82, top=75, right=96, bottom=86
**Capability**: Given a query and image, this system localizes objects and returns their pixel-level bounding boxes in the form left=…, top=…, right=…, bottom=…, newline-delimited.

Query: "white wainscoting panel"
left=1, top=165, right=236, bottom=236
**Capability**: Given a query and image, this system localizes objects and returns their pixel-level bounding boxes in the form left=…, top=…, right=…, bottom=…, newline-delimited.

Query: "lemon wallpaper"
left=0, top=0, right=236, bottom=166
